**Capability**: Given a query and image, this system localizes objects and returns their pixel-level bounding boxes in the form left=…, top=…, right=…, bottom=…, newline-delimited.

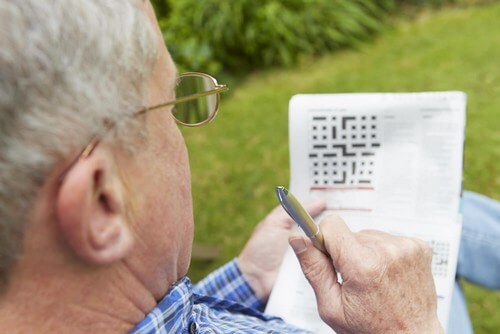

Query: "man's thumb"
left=289, top=236, right=342, bottom=317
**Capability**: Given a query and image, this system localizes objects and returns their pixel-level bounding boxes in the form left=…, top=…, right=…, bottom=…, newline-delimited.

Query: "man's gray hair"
left=0, top=0, right=159, bottom=286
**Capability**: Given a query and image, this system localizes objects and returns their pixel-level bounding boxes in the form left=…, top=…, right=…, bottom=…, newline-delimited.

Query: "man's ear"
left=56, top=147, right=133, bottom=265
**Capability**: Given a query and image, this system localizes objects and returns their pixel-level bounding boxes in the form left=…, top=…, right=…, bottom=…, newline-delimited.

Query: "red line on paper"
left=310, top=186, right=375, bottom=191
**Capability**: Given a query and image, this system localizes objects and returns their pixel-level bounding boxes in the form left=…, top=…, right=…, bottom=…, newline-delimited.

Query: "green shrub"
left=159, top=0, right=396, bottom=73
left=152, top=0, right=171, bottom=18
left=153, top=0, right=493, bottom=74
left=397, top=0, right=494, bottom=6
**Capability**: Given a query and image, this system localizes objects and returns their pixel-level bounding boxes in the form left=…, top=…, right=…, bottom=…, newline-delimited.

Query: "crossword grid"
left=309, top=113, right=381, bottom=187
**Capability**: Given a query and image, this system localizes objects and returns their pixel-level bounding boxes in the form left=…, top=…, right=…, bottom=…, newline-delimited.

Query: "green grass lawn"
left=184, top=3, right=500, bottom=333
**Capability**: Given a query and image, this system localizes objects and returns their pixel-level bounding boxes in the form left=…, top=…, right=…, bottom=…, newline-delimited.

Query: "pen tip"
left=275, top=186, right=288, bottom=196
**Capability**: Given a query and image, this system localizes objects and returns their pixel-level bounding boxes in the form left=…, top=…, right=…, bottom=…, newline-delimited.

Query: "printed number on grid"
left=427, top=240, right=450, bottom=278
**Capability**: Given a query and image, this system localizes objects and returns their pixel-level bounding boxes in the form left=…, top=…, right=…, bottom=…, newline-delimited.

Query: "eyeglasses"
left=60, top=72, right=228, bottom=180
left=141, top=72, right=228, bottom=127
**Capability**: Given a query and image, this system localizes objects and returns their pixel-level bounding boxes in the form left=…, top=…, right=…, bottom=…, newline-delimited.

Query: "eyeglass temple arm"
left=136, top=84, right=229, bottom=115
left=58, top=135, right=101, bottom=183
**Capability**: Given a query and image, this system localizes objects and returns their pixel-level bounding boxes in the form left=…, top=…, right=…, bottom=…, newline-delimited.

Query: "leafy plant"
left=153, top=0, right=493, bottom=76
left=159, top=0, right=396, bottom=73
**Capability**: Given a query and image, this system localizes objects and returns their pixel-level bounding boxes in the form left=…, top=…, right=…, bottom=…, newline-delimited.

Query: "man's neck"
left=0, top=261, right=158, bottom=334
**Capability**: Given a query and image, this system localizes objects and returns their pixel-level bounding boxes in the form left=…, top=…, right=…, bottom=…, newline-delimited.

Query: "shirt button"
left=189, top=321, right=198, bottom=334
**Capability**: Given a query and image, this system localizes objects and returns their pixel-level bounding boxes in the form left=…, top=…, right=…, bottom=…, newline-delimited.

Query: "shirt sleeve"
left=193, top=258, right=265, bottom=311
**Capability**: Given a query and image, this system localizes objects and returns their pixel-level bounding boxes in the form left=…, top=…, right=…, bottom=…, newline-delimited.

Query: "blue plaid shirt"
left=130, top=259, right=311, bottom=334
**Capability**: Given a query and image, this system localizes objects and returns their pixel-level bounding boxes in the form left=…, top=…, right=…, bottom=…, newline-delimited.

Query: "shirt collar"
left=131, top=276, right=194, bottom=333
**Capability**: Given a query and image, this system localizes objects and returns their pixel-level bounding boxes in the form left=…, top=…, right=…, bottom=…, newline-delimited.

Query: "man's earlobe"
left=56, top=149, right=133, bottom=265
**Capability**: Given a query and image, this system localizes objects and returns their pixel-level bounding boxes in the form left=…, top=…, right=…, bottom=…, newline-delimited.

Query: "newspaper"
left=265, top=92, right=466, bottom=333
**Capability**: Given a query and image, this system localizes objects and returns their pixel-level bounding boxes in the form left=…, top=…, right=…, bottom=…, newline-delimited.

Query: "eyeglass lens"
left=172, top=75, right=217, bottom=125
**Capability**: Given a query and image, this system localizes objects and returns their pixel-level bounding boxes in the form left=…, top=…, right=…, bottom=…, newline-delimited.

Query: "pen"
left=275, top=186, right=327, bottom=254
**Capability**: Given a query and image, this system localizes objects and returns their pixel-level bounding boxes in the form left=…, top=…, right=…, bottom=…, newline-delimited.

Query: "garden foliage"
left=153, top=0, right=492, bottom=74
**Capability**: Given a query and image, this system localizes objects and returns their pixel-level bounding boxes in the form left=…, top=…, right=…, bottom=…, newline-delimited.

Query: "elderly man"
left=0, top=1, right=449, bottom=333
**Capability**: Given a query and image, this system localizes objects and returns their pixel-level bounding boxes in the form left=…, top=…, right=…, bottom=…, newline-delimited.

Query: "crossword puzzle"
left=428, top=240, right=450, bottom=278
left=309, top=113, right=381, bottom=187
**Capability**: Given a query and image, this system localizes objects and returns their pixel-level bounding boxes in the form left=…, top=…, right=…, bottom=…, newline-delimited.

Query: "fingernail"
left=289, top=237, right=307, bottom=254
left=309, top=199, right=326, bottom=206
left=316, top=199, right=326, bottom=205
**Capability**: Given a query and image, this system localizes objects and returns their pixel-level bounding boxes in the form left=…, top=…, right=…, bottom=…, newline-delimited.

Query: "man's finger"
left=319, top=215, right=357, bottom=273
left=304, top=199, right=327, bottom=218
left=289, top=235, right=342, bottom=323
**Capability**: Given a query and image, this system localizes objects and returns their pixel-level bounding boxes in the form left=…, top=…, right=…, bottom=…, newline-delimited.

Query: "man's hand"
left=238, top=200, right=326, bottom=301
left=289, top=215, right=444, bottom=334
